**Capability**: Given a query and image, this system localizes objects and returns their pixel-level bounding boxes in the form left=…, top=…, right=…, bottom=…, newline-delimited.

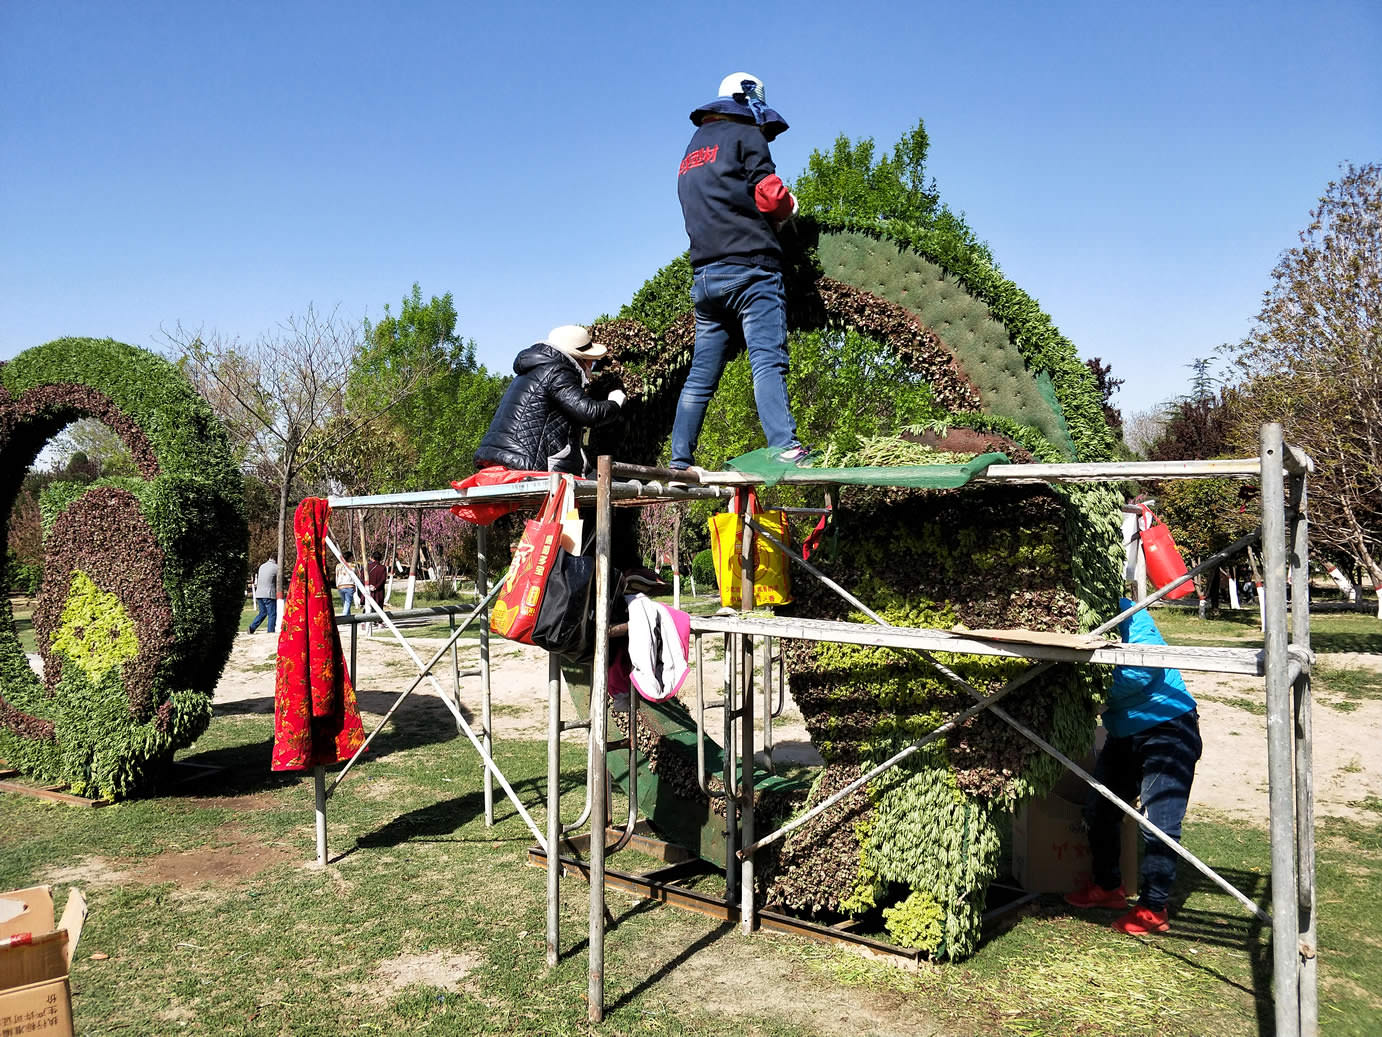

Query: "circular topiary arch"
left=0, top=338, right=247, bottom=799
left=584, top=219, right=1126, bottom=958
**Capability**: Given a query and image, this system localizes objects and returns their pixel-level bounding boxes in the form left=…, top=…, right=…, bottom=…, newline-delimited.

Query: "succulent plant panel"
left=0, top=338, right=247, bottom=799
left=592, top=219, right=1124, bottom=958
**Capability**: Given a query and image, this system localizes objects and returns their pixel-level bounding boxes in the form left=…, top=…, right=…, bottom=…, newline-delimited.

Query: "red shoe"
left=1112, top=904, right=1170, bottom=934
left=1064, top=881, right=1129, bottom=909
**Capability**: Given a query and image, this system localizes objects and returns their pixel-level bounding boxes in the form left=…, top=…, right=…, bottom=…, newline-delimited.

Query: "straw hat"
left=543, top=325, right=607, bottom=360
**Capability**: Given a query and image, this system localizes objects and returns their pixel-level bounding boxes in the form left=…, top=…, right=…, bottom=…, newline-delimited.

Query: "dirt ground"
left=217, top=627, right=1382, bottom=823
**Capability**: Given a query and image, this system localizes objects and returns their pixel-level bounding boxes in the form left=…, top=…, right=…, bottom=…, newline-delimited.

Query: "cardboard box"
left=1012, top=778, right=1139, bottom=897
left=0, top=886, right=87, bottom=1037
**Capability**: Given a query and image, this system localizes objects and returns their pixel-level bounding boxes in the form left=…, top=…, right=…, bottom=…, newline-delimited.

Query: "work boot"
left=1111, top=904, right=1170, bottom=934
left=1064, top=880, right=1129, bottom=910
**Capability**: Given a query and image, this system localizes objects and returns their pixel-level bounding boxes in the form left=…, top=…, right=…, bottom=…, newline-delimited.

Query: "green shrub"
left=691, top=549, right=715, bottom=589
left=0, top=338, right=247, bottom=799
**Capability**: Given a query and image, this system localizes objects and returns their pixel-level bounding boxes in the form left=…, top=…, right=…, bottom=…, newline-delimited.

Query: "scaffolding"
left=316, top=422, right=1316, bottom=1037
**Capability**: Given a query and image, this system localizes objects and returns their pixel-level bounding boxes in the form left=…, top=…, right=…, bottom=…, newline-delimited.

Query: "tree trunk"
left=405, top=509, right=421, bottom=610
left=275, top=470, right=292, bottom=602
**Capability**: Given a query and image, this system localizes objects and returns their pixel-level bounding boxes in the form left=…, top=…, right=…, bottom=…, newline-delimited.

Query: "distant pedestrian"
left=247, top=555, right=280, bottom=633
left=336, top=550, right=359, bottom=615
left=366, top=551, right=388, bottom=608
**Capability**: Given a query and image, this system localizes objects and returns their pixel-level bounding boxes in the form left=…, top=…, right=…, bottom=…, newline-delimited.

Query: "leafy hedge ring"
left=596, top=221, right=1124, bottom=958
left=0, top=338, right=247, bottom=799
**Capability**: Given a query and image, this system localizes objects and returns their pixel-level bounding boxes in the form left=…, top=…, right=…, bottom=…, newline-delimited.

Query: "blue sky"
left=3, top=0, right=1378, bottom=418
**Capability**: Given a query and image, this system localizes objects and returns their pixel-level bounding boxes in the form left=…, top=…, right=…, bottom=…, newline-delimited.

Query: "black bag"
left=531, top=549, right=596, bottom=660
left=531, top=549, right=631, bottom=662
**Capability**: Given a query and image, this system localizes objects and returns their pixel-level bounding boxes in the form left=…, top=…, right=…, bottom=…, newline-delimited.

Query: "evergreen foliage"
left=0, top=338, right=246, bottom=799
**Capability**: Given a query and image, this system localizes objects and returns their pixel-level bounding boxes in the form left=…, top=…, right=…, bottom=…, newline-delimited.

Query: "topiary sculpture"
left=0, top=338, right=247, bottom=799
left=585, top=214, right=1124, bottom=959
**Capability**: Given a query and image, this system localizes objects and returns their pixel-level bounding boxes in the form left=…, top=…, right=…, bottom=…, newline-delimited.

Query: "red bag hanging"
left=489, top=477, right=572, bottom=643
left=1137, top=504, right=1196, bottom=600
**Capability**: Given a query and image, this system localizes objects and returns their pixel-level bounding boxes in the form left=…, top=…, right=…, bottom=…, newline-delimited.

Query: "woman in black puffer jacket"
left=474, top=325, right=626, bottom=475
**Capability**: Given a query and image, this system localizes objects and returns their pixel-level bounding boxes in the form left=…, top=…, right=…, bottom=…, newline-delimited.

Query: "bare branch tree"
left=1228, top=162, right=1382, bottom=610
left=164, top=304, right=436, bottom=597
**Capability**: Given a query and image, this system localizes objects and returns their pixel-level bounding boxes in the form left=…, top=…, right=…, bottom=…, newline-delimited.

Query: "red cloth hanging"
left=450, top=466, right=554, bottom=525
left=271, top=498, right=366, bottom=771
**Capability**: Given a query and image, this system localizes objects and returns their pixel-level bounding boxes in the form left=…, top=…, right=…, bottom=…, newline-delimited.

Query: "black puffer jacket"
left=474, top=344, right=620, bottom=475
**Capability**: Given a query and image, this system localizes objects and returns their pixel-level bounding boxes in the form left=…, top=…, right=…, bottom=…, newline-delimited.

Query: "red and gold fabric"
left=271, top=498, right=366, bottom=771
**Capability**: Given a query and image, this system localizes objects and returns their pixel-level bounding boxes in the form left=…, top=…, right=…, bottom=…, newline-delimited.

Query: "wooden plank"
left=0, top=780, right=110, bottom=808
left=689, top=613, right=1268, bottom=675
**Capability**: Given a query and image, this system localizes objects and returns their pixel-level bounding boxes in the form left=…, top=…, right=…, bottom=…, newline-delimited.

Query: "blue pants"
left=1084, top=709, right=1201, bottom=910
left=248, top=597, right=278, bottom=634
left=339, top=586, right=356, bottom=615
left=670, top=262, right=799, bottom=469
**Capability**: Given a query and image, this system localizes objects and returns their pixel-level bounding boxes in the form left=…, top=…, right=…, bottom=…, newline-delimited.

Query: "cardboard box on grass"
left=0, top=886, right=88, bottom=1037
left=1012, top=768, right=1140, bottom=897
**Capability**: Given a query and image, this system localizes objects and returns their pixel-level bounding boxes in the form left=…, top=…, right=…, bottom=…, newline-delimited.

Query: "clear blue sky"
left=3, top=0, right=1378, bottom=417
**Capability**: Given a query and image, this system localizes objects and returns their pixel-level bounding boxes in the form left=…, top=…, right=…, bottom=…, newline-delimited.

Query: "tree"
left=1147, top=384, right=1244, bottom=611
left=1227, top=163, right=1382, bottom=601
left=792, top=118, right=994, bottom=266
left=1147, top=389, right=1236, bottom=463
left=168, top=304, right=422, bottom=596
left=342, top=284, right=507, bottom=493
left=1084, top=356, right=1125, bottom=434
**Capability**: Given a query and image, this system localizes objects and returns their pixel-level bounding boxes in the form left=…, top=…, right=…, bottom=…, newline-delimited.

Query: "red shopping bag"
left=489, top=477, right=572, bottom=643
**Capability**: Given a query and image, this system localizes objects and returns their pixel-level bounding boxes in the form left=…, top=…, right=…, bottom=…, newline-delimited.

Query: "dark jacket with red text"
left=677, top=119, right=791, bottom=271
left=474, top=344, right=620, bottom=475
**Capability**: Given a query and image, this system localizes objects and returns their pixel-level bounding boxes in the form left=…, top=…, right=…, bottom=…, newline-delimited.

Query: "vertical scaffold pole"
left=546, top=650, right=561, bottom=968
left=478, top=525, right=494, bottom=826
left=349, top=617, right=358, bottom=690
left=314, top=765, right=327, bottom=866
left=737, top=490, right=756, bottom=934
left=588, top=456, right=613, bottom=1024
left=1289, top=464, right=1317, bottom=1036
left=1262, top=422, right=1301, bottom=1037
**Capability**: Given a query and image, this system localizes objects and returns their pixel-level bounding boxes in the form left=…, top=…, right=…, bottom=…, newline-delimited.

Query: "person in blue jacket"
left=670, top=72, right=813, bottom=473
left=1065, top=598, right=1202, bottom=934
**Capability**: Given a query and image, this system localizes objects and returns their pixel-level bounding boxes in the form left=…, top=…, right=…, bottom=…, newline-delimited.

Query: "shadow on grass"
left=1170, top=865, right=1274, bottom=1035
left=161, top=736, right=300, bottom=798
left=1311, top=630, right=1382, bottom=653
left=344, top=768, right=576, bottom=858
left=167, top=689, right=470, bottom=801
left=573, top=910, right=735, bottom=1010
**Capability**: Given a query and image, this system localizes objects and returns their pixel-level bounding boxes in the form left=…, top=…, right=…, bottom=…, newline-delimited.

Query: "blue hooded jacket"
left=1104, top=598, right=1196, bottom=737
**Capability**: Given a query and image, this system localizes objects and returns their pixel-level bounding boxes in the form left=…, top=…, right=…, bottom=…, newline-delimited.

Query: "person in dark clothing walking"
left=365, top=551, right=388, bottom=609
left=474, top=325, right=625, bottom=476
left=671, top=72, right=811, bottom=473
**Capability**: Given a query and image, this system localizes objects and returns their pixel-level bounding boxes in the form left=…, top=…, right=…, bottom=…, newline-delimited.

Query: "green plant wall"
left=589, top=184, right=1123, bottom=959
left=0, top=338, right=247, bottom=799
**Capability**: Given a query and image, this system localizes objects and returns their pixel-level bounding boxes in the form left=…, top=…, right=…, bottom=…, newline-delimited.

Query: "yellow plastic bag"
left=708, top=491, right=792, bottom=607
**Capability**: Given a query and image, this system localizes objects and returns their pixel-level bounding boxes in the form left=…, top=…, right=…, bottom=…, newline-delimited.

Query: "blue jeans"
left=1084, top=709, right=1202, bottom=910
left=670, top=262, right=799, bottom=468
left=339, top=586, right=356, bottom=615
left=248, top=597, right=278, bottom=634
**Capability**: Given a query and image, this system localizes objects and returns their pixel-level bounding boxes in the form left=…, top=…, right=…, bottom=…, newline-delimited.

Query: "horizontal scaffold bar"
left=326, top=453, right=1305, bottom=510
left=328, top=478, right=732, bottom=511
left=689, top=613, right=1299, bottom=676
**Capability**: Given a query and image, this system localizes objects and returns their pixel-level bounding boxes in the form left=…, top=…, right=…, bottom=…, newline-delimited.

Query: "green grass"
left=1152, top=607, right=1382, bottom=654
left=3, top=707, right=1380, bottom=1035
